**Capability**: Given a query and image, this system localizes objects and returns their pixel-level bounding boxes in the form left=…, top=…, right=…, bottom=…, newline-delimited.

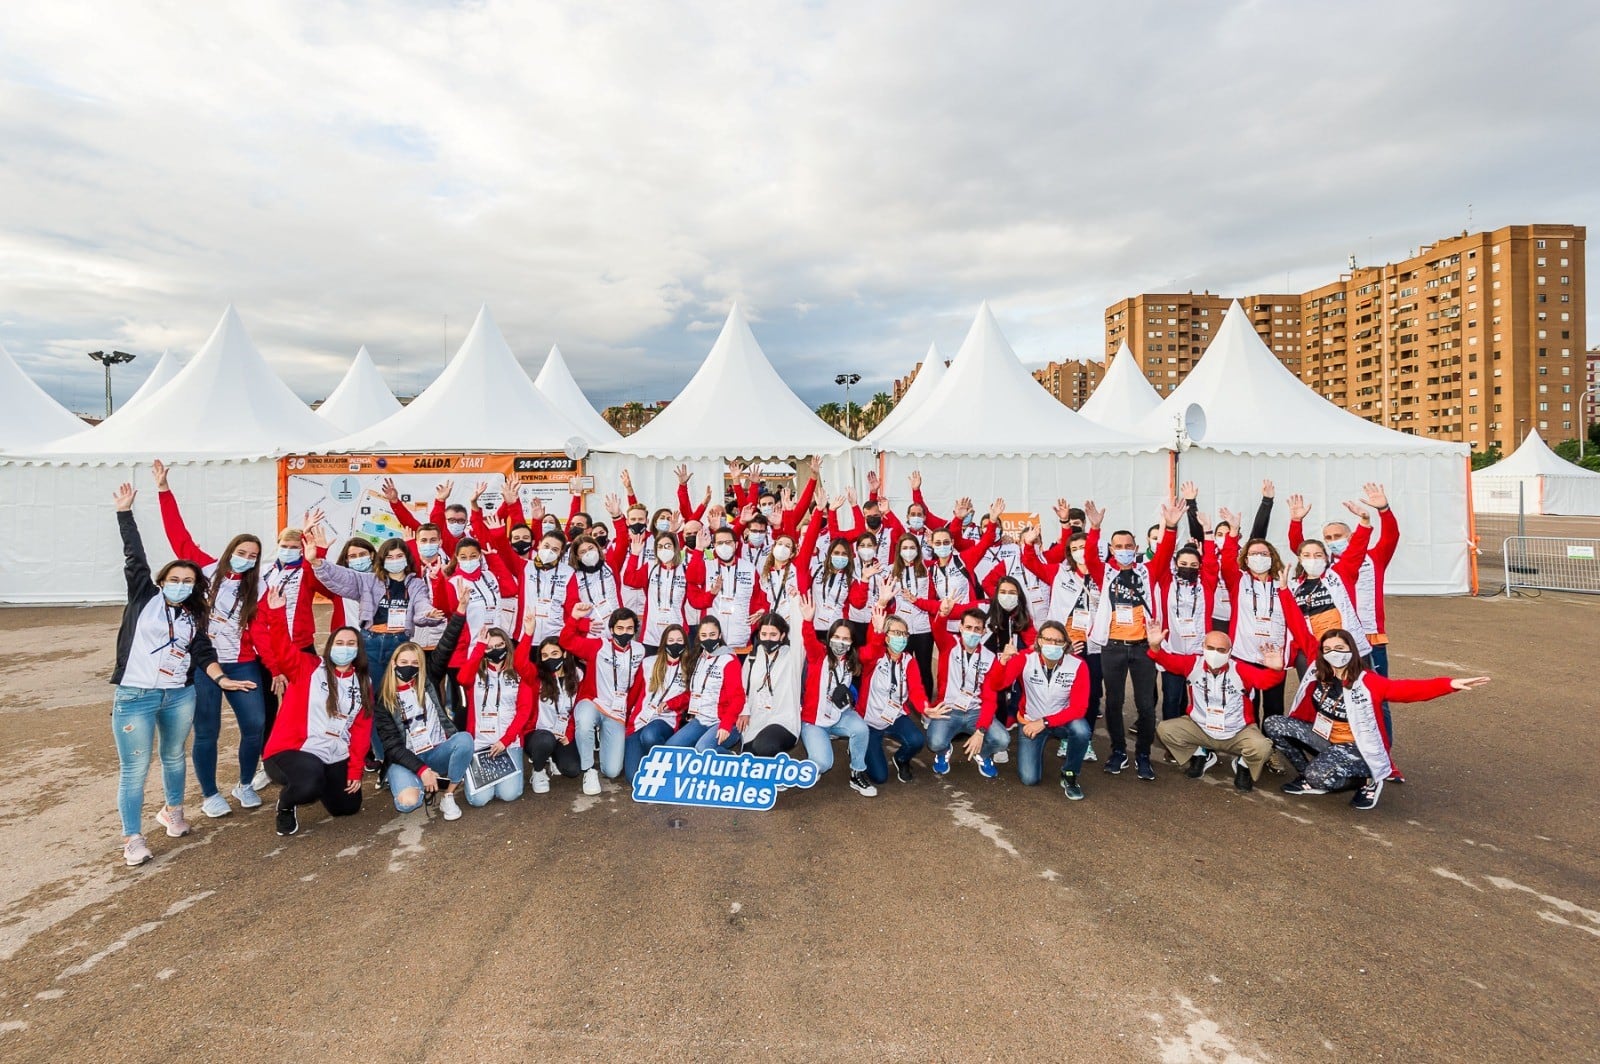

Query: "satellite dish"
left=563, top=436, right=590, bottom=461
left=1182, top=403, right=1207, bottom=446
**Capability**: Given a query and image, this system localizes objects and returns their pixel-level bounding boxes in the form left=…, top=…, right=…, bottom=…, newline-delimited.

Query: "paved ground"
left=1, top=592, right=1597, bottom=1063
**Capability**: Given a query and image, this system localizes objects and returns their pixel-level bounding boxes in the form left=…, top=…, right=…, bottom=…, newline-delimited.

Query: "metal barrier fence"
left=1503, top=537, right=1600, bottom=596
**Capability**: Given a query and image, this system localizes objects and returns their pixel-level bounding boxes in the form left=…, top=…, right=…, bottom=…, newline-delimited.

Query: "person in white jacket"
left=739, top=611, right=804, bottom=755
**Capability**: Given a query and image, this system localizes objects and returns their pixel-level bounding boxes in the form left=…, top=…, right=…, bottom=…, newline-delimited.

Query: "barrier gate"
left=1503, top=537, right=1600, bottom=596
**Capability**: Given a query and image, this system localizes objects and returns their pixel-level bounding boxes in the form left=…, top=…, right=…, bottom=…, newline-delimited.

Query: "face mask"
left=657, top=547, right=677, bottom=565
left=330, top=645, right=359, bottom=667
left=997, top=592, right=1019, bottom=611
left=829, top=638, right=853, bottom=657
left=772, top=544, right=793, bottom=563
left=1112, top=548, right=1137, bottom=566
left=655, top=519, right=672, bottom=533
left=1323, top=649, right=1354, bottom=669
left=1040, top=643, right=1066, bottom=662
left=511, top=540, right=534, bottom=556
left=933, top=544, right=953, bottom=560
left=886, top=633, right=909, bottom=654
left=278, top=547, right=302, bottom=565
left=485, top=646, right=508, bottom=664
left=856, top=546, right=876, bottom=563
left=612, top=631, right=635, bottom=648
left=1068, top=522, right=1085, bottom=533
left=457, top=558, right=482, bottom=575
left=830, top=554, right=850, bottom=571
left=747, top=532, right=768, bottom=548
left=539, top=656, right=563, bottom=673
left=419, top=542, right=441, bottom=559
left=1300, top=557, right=1327, bottom=579
left=714, top=543, right=736, bottom=562
left=628, top=522, right=647, bottom=535
left=865, top=515, right=883, bottom=531
left=592, top=533, right=609, bottom=548
left=1176, top=566, right=1200, bottom=583
left=699, top=636, right=723, bottom=653
left=1148, top=536, right=1161, bottom=549
left=1071, top=547, right=1087, bottom=565
left=1325, top=538, right=1347, bottom=557
left=447, top=521, right=468, bottom=536
left=162, top=582, right=193, bottom=604
left=542, top=520, right=560, bottom=535
left=1203, top=648, right=1230, bottom=670
left=1246, top=554, right=1273, bottom=575
left=899, top=547, right=920, bottom=563
left=664, top=642, right=686, bottom=660
left=961, top=631, right=984, bottom=650
left=580, top=550, right=600, bottom=567
left=346, top=554, right=372, bottom=573
left=536, top=547, right=560, bottom=566
left=394, top=664, right=420, bottom=683
left=759, top=504, right=776, bottom=518
left=907, top=516, right=926, bottom=532
left=382, top=557, right=407, bottom=574
left=230, top=553, right=256, bottom=573
left=757, top=637, right=782, bottom=653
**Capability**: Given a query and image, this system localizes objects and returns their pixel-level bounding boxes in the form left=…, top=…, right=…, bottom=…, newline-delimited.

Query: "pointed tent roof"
left=13, top=307, right=339, bottom=461
left=872, top=303, right=1160, bottom=456
left=1079, top=342, right=1160, bottom=429
left=316, top=346, right=402, bottom=434
left=863, top=343, right=946, bottom=444
left=605, top=304, right=853, bottom=459
left=535, top=344, right=620, bottom=442
left=330, top=306, right=583, bottom=452
left=1135, top=302, right=1466, bottom=456
left=1480, top=429, right=1600, bottom=478
left=115, top=349, right=184, bottom=416
left=0, top=340, right=90, bottom=450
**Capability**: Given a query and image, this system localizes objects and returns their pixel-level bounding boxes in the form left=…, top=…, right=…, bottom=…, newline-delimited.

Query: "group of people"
left=107, top=459, right=1489, bottom=867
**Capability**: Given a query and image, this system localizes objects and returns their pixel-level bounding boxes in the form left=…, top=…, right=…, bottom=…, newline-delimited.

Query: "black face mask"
left=699, top=636, right=723, bottom=653
left=758, top=638, right=782, bottom=653
left=485, top=646, right=509, bottom=664
left=627, top=522, right=647, bottom=535
left=539, top=657, right=563, bottom=673
left=1176, top=567, right=1200, bottom=583
left=664, top=643, right=685, bottom=660
left=593, top=533, right=609, bottom=548
left=613, top=630, right=634, bottom=648
left=510, top=540, right=534, bottom=556
left=865, top=515, right=883, bottom=530
left=394, top=664, right=420, bottom=683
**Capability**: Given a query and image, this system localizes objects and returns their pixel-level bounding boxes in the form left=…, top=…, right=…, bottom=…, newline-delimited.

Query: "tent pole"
left=1464, top=455, right=1478, bottom=596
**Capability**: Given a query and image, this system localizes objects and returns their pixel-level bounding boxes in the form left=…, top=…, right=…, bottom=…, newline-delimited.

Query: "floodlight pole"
left=87, top=350, right=136, bottom=419
left=835, top=372, right=861, bottom=438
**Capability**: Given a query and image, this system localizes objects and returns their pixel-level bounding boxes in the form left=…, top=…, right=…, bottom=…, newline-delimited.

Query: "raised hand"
left=728, top=459, right=746, bottom=480
left=781, top=486, right=795, bottom=510
left=1362, top=482, right=1389, bottom=511
left=909, top=470, right=922, bottom=492
left=572, top=602, right=595, bottom=619
left=1021, top=525, right=1041, bottom=546
left=620, top=469, right=634, bottom=495
left=1083, top=500, right=1105, bottom=529
left=1053, top=498, right=1071, bottom=522
left=303, top=508, right=327, bottom=537
left=483, top=510, right=505, bottom=531
left=436, top=479, right=455, bottom=502
left=1287, top=494, right=1310, bottom=522
left=1261, top=479, right=1275, bottom=499
left=1181, top=480, right=1198, bottom=501
left=1196, top=510, right=1212, bottom=534
left=1159, top=499, right=1184, bottom=527
left=845, top=486, right=858, bottom=507
left=877, top=578, right=900, bottom=606
left=1217, top=506, right=1239, bottom=531
left=799, top=595, right=816, bottom=624
left=1262, top=645, right=1285, bottom=672
left=528, top=498, right=545, bottom=523
left=738, top=503, right=757, bottom=525
left=266, top=586, right=288, bottom=611
left=604, top=493, right=623, bottom=519
left=1451, top=676, right=1491, bottom=692
left=694, top=526, right=712, bottom=551
left=113, top=483, right=137, bottom=511
left=1342, top=499, right=1371, bottom=525
left=151, top=460, right=170, bottom=492
left=469, top=481, right=488, bottom=509
left=989, top=498, right=1005, bottom=521
left=674, top=464, right=691, bottom=485
left=865, top=470, right=880, bottom=495
left=952, top=497, right=973, bottom=521
left=380, top=476, right=399, bottom=502
left=808, top=455, right=823, bottom=475
left=830, top=493, right=847, bottom=511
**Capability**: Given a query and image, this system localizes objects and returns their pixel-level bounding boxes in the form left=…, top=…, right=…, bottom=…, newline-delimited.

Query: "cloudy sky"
left=2, top=1, right=1596, bottom=416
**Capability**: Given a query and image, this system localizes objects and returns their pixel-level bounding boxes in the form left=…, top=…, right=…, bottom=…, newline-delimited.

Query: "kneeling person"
left=984, top=621, right=1092, bottom=800
left=1147, top=626, right=1281, bottom=792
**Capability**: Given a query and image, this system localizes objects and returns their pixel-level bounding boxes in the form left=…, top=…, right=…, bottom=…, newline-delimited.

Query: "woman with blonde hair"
left=370, top=594, right=472, bottom=820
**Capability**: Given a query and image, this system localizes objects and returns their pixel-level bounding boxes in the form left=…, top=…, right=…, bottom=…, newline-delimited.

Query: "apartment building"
left=1031, top=357, right=1105, bottom=409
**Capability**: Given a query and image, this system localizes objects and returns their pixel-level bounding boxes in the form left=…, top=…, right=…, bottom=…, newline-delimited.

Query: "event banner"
left=999, top=511, right=1042, bottom=536
left=630, top=748, right=820, bottom=810
left=277, top=453, right=590, bottom=549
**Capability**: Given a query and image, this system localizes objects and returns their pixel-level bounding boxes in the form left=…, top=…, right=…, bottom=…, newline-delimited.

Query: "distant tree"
left=1470, top=444, right=1502, bottom=471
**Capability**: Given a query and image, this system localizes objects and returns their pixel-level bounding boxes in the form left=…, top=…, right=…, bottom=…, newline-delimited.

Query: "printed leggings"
left=1262, top=716, right=1369, bottom=791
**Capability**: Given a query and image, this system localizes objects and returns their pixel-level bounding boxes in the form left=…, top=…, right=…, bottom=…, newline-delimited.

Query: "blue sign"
left=631, top=748, right=820, bottom=810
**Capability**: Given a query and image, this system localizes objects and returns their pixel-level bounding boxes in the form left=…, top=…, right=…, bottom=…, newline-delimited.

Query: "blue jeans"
left=573, top=699, right=626, bottom=777
left=364, top=630, right=406, bottom=688
left=111, top=685, right=196, bottom=837
left=666, top=719, right=742, bottom=752
left=464, top=743, right=524, bottom=807
left=624, top=719, right=676, bottom=781
left=925, top=706, right=1010, bottom=759
left=1018, top=718, right=1091, bottom=784
left=865, top=714, right=926, bottom=785
left=800, top=710, right=870, bottom=774
left=386, top=732, right=475, bottom=811
left=192, top=660, right=267, bottom=797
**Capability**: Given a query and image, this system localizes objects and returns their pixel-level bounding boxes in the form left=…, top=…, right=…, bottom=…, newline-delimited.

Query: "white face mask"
left=857, top=547, right=876, bottom=563
left=772, top=544, right=793, bottom=563
left=447, top=521, right=468, bottom=536
left=899, top=547, right=919, bottom=563
left=1325, top=538, right=1348, bottom=557
left=1323, top=649, right=1354, bottom=668
left=996, top=592, right=1019, bottom=611
left=1070, top=547, right=1086, bottom=565
left=656, top=547, right=676, bottom=565
left=580, top=550, right=601, bottom=567
left=1300, top=557, right=1327, bottom=579
left=1246, top=554, right=1273, bottom=575
left=1203, top=648, right=1231, bottom=670
left=536, top=547, right=559, bottom=565
left=457, top=558, right=481, bottom=574
left=714, top=543, right=736, bottom=562
left=746, top=532, right=768, bottom=548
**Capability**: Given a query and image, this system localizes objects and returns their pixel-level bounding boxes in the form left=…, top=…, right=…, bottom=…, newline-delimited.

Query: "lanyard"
left=1247, top=578, right=1278, bottom=621
left=756, top=649, right=779, bottom=695
left=1199, top=668, right=1234, bottom=710
left=152, top=603, right=190, bottom=653
left=653, top=562, right=682, bottom=604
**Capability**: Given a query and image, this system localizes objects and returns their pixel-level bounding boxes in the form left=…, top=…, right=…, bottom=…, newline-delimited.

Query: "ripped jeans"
left=111, top=685, right=196, bottom=837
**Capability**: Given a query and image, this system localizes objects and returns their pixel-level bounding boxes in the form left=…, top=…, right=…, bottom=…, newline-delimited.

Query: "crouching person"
left=373, top=594, right=472, bottom=820
left=984, top=620, right=1092, bottom=800
left=1147, top=625, right=1281, bottom=792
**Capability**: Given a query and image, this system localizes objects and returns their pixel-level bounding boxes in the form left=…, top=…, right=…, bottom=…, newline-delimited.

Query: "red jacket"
left=931, top=624, right=999, bottom=723
left=258, top=604, right=372, bottom=780
left=1289, top=506, right=1398, bottom=638
left=157, top=488, right=269, bottom=662
left=558, top=614, right=645, bottom=729
left=456, top=638, right=536, bottom=748
left=985, top=649, right=1088, bottom=728
left=1145, top=647, right=1285, bottom=726
left=388, top=496, right=459, bottom=555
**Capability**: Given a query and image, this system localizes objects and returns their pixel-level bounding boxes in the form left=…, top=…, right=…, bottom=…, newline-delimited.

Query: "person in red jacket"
left=1146, top=625, right=1284, bottom=793
left=797, top=607, right=876, bottom=797
left=1283, top=501, right=1373, bottom=669
left=522, top=633, right=583, bottom=792
left=258, top=586, right=372, bottom=838
left=1265, top=627, right=1488, bottom=809
left=560, top=602, right=645, bottom=795
left=984, top=620, right=1092, bottom=800
left=1288, top=483, right=1398, bottom=675
left=858, top=610, right=928, bottom=785
left=625, top=625, right=691, bottom=781
left=381, top=477, right=466, bottom=556
left=458, top=626, right=535, bottom=806
left=666, top=616, right=748, bottom=752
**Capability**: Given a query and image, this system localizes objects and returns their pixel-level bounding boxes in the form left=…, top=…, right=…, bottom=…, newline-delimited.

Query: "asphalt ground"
left=0, top=590, right=1596, bottom=1063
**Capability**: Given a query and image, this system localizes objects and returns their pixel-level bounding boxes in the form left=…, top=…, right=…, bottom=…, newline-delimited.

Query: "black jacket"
left=111, top=510, right=218, bottom=686
left=372, top=612, right=466, bottom=777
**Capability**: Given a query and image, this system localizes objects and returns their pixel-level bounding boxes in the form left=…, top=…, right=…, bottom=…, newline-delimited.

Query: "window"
left=1560, top=275, right=1570, bottom=284
left=1538, top=294, right=1547, bottom=303
left=1539, top=367, right=1548, bottom=375
left=1536, top=275, right=1546, bottom=284
left=1537, top=257, right=1547, bottom=267
left=1536, top=239, right=1546, bottom=249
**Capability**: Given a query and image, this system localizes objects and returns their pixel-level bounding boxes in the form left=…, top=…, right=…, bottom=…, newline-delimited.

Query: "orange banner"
left=999, top=511, right=1041, bottom=536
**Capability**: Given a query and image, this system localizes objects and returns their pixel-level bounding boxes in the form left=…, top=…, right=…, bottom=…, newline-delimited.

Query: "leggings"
left=264, top=750, right=362, bottom=816
left=1262, top=716, right=1369, bottom=791
left=906, top=632, right=935, bottom=695
left=746, top=724, right=797, bottom=757
left=525, top=729, right=583, bottom=777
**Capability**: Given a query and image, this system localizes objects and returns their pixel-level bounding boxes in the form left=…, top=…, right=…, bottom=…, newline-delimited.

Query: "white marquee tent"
left=114, top=349, right=184, bottom=418
left=0, top=340, right=91, bottom=450
left=315, top=346, right=402, bottom=434
left=1472, top=429, right=1600, bottom=516
left=862, top=343, right=946, bottom=445
left=0, top=307, right=340, bottom=603
left=535, top=344, right=621, bottom=444
left=869, top=304, right=1170, bottom=535
left=1136, top=302, right=1472, bottom=594
left=1079, top=342, right=1159, bottom=431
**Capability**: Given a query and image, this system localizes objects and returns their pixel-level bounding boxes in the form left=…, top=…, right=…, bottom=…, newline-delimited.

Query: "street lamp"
left=834, top=372, right=861, bottom=438
left=87, top=350, right=136, bottom=419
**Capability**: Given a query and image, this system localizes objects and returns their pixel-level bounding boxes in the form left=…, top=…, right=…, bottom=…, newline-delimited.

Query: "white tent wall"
left=1474, top=474, right=1600, bottom=516
left=0, top=459, right=279, bottom=603
left=878, top=451, right=1172, bottom=543
left=1472, top=475, right=1541, bottom=515
left=586, top=452, right=861, bottom=516
left=1172, top=449, right=1470, bottom=595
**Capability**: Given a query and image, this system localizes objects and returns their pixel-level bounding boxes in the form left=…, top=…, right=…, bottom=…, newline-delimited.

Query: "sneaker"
left=1057, top=739, right=1069, bottom=758
left=251, top=765, right=272, bottom=792
left=895, top=759, right=914, bottom=784
left=123, top=835, right=153, bottom=867
left=275, top=805, right=299, bottom=836
left=931, top=750, right=950, bottom=776
left=581, top=768, right=601, bottom=796
left=200, top=792, right=232, bottom=819
left=992, top=749, right=1009, bottom=764
left=848, top=771, right=878, bottom=797
left=1081, top=743, right=1097, bottom=763
left=1186, top=752, right=1218, bottom=779
left=231, top=783, right=262, bottom=809
left=1350, top=779, right=1384, bottom=811
left=439, top=793, right=462, bottom=821
left=1060, top=771, right=1085, bottom=801
left=976, top=756, right=998, bottom=780
left=1135, top=754, right=1155, bottom=782
left=1389, top=768, right=1407, bottom=785
left=1233, top=758, right=1254, bottom=792
left=530, top=768, right=551, bottom=794
left=1103, top=750, right=1128, bottom=775
left=156, top=806, right=192, bottom=837
left=1281, top=777, right=1327, bottom=796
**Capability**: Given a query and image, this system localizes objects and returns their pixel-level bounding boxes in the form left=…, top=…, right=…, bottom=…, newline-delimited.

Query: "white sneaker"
left=156, top=805, right=192, bottom=837
left=123, top=835, right=153, bottom=867
left=231, top=783, right=263, bottom=809
left=530, top=769, right=551, bottom=794
left=1082, top=744, right=1098, bottom=763
left=581, top=768, right=601, bottom=796
left=993, top=749, right=1010, bottom=764
left=251, top=766, right=272, bottom=792
left=200, top=792, right=231, bottom=818
left=439, top=793, right=462, bottom=821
